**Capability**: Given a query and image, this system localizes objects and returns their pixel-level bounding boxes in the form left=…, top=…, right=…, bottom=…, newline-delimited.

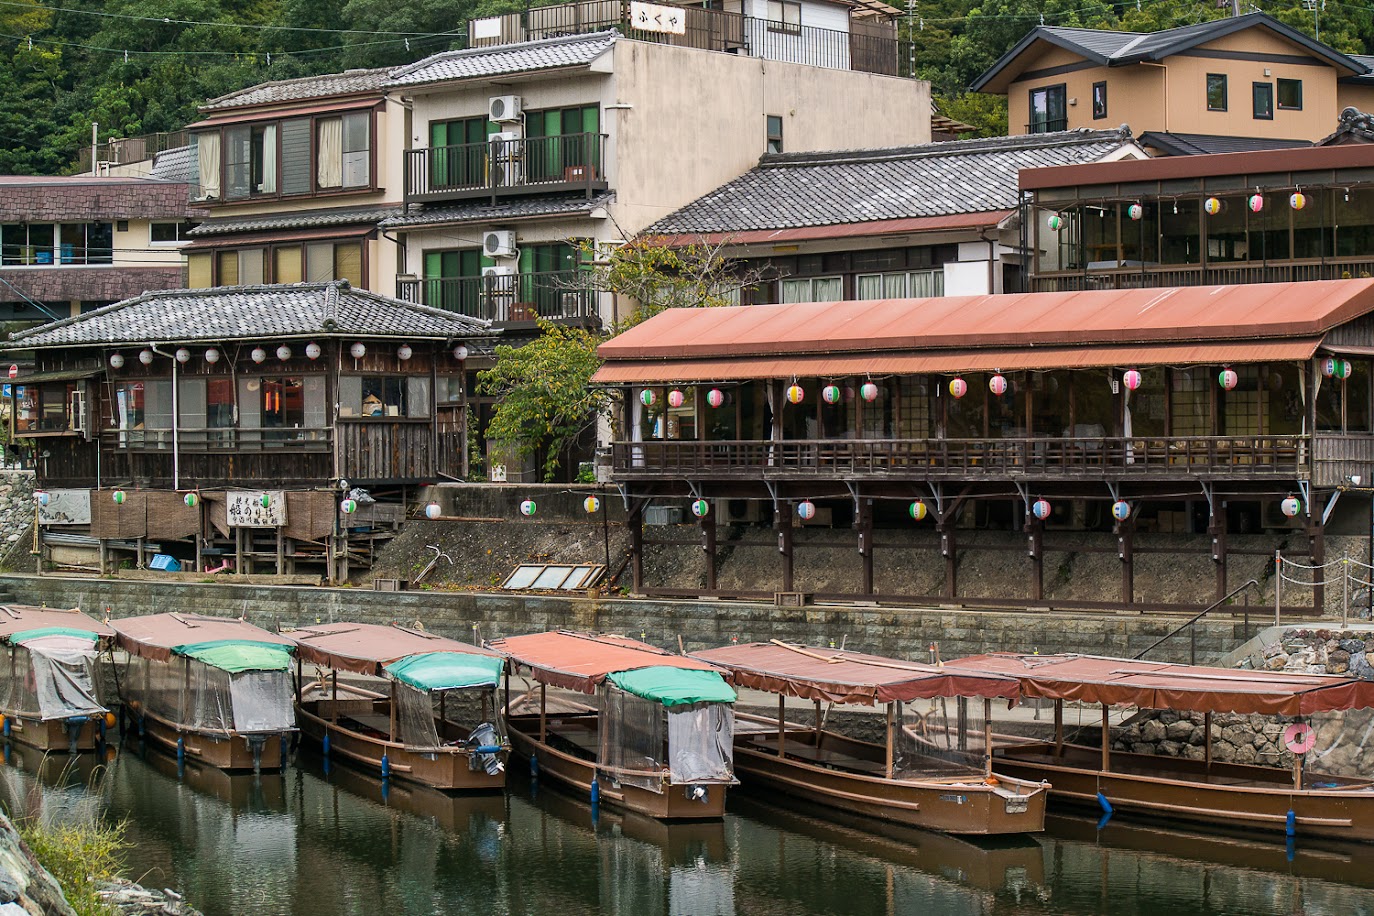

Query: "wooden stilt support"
left=885, top=702, right=896, bottom=778
left=983, top=698, right=993, bottom=777
left=1210, top=501, right=1228, bottom=601
left=703, top=507, right=717, bottom=592
left=777, top=694, right=787, bottom=758
left=1101, top=704, right=1111, bottom=773
left=539, top=684, right=547, bottom=742
left=630, top=500, right=645, bottom=593
left=1027, top=518, right=1044, bottom=602
left=1311, top=523, right=1326, bottom=614
left=778, top=503, right=794, bottom=593
left=813, top=698, right=822, bottom=744
left=1119, top=518, right=1135, bottom=605
left=1204, top=710, right=1213, bottom=770
left=1054, top=699, right=1064, bottom=758
left=859, top=498, right=874, bottom=596
left=939, top=520, right=956, bottom=599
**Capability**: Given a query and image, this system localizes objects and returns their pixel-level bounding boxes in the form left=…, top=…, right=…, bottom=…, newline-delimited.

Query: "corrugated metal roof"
left=1021, top=142, right=1374, bottom=191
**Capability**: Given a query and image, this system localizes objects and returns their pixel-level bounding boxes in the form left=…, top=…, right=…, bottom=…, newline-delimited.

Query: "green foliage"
left=19, top=817, right=126, bottom=916
left=935, top=91, right=1007, bottom=137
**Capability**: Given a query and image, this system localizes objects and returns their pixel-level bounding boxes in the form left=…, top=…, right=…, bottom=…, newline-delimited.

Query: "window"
left=1, top=223, right=112, bottom=266
left=781, top=276, right=841, bottom=303
left=430, top=116, right=493, bottom=190
left=1253, top=82, right=1273, bottom=120
left=317, top=111, right=371, bottom=190
left=191, top=240, right=362, bottom=288
left=1092, top=81, right=1107, bottom=120
left=525, top=105, right=600, bottom=183
left=12, top=382, right=83, bottom=434
left=192, top=109, right=371, bottom=202
left=767, top=0, right=801, bottom=33
left=423, top=249, right=483, bottom=314
left=1206, top=73, right=1227, bottom=111
left=150, top=221, right=197, bottom=244
left=766, top=116, right=784, bottom=154
left=856, top=270, right=943, bottom=299
left=1028, top=85, right=1066, bottom=133
left=1278, top=78, right=1302, bottom=110
left=337, top=375, right=430, bottom=419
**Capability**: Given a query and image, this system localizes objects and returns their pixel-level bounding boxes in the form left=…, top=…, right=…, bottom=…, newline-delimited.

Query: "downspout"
left=1140, top=62, right=1168, bottom=133
left=150, top=344, right=179, bottom=490
left=978, top=226, right=998, bottom=294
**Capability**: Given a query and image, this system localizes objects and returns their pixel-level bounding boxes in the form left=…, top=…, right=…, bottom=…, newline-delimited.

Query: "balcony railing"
left=1031, top=257, right=1374, bottom=292
left=404, top=133, right=608, bottom=205
left=1026, top=118, right=1069, bottom=134
left=469, top=1, right=912, bottom=78
left=397, top=269, right=598, bottom=324
left=101, top=427, right=333, bottom=452
left=611, top=435, right=1309, bottom=481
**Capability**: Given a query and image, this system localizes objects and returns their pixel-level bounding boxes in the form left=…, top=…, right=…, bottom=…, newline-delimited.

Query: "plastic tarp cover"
left=600, top=685, right=665, bottom=792
left=666, top=702, right=734, bottom=784
left=6, top=638, right=107, bottom=721
left=228, top=670, right=295, bottom=733
left=395, top=681, right=442, bottom=750
left=174, top=640, right=293, bottom=673
left=183, top=659, right=234, bottom=733
left=384, top=652, right=504, bottom=692
left=9, top=628, right=100, bottom=646
left=606, top=666, right=736, bottom=707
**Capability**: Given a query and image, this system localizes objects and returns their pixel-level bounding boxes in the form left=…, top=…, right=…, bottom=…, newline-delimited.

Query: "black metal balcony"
left=396, top=270, right=599, bottom=325
left=404, top=133, right=608, bottom=206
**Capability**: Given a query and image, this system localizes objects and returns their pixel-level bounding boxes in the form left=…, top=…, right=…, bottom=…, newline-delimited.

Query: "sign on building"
left=629, top=1, right=687, bottom=34
left=226, top=491, right=287, bottom=528
left=38, top=489, right=91, bottom=525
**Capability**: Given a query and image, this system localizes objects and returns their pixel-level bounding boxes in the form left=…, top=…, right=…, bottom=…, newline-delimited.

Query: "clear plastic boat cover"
left=6, top=635, right=107, bottom=721
left=598, top=686, right=735, bottom=790
left=666, top=702, right=734, bottom=785
left=124, top=655, right=292, bottom=734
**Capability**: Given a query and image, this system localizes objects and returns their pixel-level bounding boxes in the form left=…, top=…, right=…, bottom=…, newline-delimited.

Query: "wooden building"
left=6, top=280, right=492, bottom=581
left=592, top=279, right=1374, bottom=613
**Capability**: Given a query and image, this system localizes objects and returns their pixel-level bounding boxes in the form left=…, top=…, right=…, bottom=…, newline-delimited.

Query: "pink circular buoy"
left=1283, top=722, right=1316, bottom=754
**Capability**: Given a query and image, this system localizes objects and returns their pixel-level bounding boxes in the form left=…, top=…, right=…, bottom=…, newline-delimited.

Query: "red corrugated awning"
left=0, top=606, right=112, bottom=641
left=646, top=211, right=1015, bottom=248
left=288, top=622, right=500, bottom=677
left=488, top=630, right=724, bottom=695
left=112, top=613, right=295, bottom=663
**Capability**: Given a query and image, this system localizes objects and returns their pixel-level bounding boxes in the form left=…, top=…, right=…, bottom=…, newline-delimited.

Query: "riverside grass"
left=19, top=817, right=126, bottom=916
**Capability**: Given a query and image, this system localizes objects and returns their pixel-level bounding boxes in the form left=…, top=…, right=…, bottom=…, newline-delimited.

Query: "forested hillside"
left=0, top=0, right=1370, bottom=174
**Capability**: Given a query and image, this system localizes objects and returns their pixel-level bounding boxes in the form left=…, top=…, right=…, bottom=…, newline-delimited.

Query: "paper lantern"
left=989, top=374, right=1008, bottom=396
left=349, top=343, right=367, bottom=359
left=909, top=500, right=927, bottom=521
left=340, top=498, right=358, bottom=514
left=822, top=385, right=841, bottom=404
left=175, top=348, right=190, bottom=364
left=183, top=492, right=198, bottom=508
left=251, top=347, right=267, bottom=364
left=797, top=500, right=816, bottom=520
left=112, top=490, right=126, bottom=505
left=397, top=344, right=413, bottom=361
left=706, top=389, right=725, bottom=408
left=1031, top=499, right=1051, bottom=520
left=948, top=378, right=967, bottom=399
left=519, top=500, right=537, bottom=517
left=1047, top=213, right=1063, bottom=231
left=1290, top=192, right=1306, bottom=211
left=109, top=353, right=124, bottom=369
left=1204, top=197, right=1222, bottom=215
left=276, top=345, right=292, bottom=361
left=1218, top=368, right=1238, bottom=390
left=640, top=389, right=656, bottom=407
left=139, top=349, right=154, bottom=366
left=786, top=384, right=804, bottom=405
left=691, top=499, right=710, bottom=518
left=34, top=492, right=48, bottom=507
left=1323, top=357, right=1352, bottom=380
left=1281, top=496, right=1302, bottom=518
left=204, top=348, right=220, bottom=365
left=258, top=493, right=271, bottom=508
left=453, top=344, right=469, bottom=361
left=1248, top=193, right=1264, bottom=212
left=305, top=342, right=321, bottom=360
left=1123, top=369, right=1142, bottom=391
left=1127, top=204, right=1143, bottom=221
left=667, top=389, right=685, bottom=408
left=1111, top=500, right=1131, bottom=521
left=424, top=502, right=441, bottom=519
left=583, top=496, right=601, bottom=514
left=860, top=382, right=879, bottom=402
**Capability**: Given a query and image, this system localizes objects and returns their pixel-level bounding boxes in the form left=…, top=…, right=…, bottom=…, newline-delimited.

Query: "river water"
left=0, top=739, right=1372, bottom=916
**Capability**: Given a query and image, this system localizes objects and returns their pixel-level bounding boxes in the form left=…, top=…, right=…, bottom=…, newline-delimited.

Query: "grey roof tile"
left=8, top=281, right=493, bottom=349
left=646, top=130, right=1135, bottom=234
left=1139, top=131, right=1311, bottom=156
left=186, top=206, right=403, bottom=237
left=387, top=32, right=616, bottom=87
left=380, top=192, right=614, bottom=229
left=149, top=146, right=196, bottom=184
left=201, top=68, right=391, bottom=111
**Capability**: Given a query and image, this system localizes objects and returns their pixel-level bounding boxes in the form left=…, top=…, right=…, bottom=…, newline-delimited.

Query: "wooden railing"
left=1032, top=258, right=1374, bottom=292
left=611, top=435, right=1309, bottom=480
left=101, top=427, right=332, bottom=452
left=404, top=133, right=607, bottom=205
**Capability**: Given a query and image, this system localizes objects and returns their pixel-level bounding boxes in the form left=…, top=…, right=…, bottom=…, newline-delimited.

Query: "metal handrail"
left=1132, top=578, right=1260, bottom=663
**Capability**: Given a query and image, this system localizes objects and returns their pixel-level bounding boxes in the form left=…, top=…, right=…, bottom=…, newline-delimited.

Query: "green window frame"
left=429, top=116, right=495, bottom=190
left=525, top=106, right=600, bottom=182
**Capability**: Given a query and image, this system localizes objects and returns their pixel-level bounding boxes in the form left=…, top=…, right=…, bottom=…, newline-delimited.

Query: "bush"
left=19, top=818, right=126, bottom=916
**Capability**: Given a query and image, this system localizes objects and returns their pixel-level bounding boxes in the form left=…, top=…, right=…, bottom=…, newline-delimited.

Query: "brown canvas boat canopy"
left=112, top=613, right=294, bottom=663
left=947, top=653, right=1374, bottom=716
left=0, top=606, right=113, bottom=642
left=288, top=622, right=501, bottom=677
left=690, top=642, right=1020, bottom=705
left=488, top=630, right=723, bottom=695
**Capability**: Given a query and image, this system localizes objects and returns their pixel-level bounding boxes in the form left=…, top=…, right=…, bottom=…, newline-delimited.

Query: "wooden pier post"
left=1101, top=704, right=1111, bottom=773
left=778, top=503, right=794, bottom=593
left=702, top=508, right=717, bottom=592
left=858, top=498, right=874, bottom=596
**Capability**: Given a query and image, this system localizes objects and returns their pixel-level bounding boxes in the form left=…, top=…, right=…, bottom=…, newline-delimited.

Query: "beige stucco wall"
left=1337, top=83, right=1374, bottom=118
left=114, top=219, right=185, bottom=268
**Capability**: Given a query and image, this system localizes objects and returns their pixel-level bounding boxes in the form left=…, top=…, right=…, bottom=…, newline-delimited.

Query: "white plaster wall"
left=942, top=258, right=992, bottom=296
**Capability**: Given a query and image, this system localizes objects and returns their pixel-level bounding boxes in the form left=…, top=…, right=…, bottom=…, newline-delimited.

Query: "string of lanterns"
left=1047, top=188, right=1318, bottom=231
left=108, top=342, right=418, bottom=368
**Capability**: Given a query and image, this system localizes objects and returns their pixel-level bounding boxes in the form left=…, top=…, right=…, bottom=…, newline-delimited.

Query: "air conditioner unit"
left=560, top=292, right=584, bottom=315
left=488, top=95, right=523, bottom=123
left=481, top=264, right=517, bottom=278
left=483, top=230, right=517, bottom=259
left=489, top=131, right=522, bottom=186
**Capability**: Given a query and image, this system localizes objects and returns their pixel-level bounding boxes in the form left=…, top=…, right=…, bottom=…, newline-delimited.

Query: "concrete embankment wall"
left=1, top=574, right=1255, bottom=662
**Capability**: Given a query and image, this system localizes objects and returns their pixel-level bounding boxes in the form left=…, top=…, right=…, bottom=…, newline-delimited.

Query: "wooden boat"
left=288, top=622, right=509, bottom=791
left=690, top=642, right=1048, bottom=835
left=489, top=630, right=737, bottom=820
left=946, top=652, right=1374, bottom=842
left=0, top=605, right=115, bottom=753
left=112, top=613, right=296, bottom=772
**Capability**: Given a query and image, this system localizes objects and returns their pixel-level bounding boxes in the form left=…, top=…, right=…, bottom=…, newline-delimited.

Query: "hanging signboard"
left=226, top=491, right=287, bottom=528
left=629, top=1, right=687, bottom=34
left=38, top=489, right=91, bottom=525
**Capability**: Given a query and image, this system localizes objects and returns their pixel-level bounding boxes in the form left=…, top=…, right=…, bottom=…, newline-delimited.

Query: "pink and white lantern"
left=1123, top=369, right=1142, bottom=391
left=706, top=389, right=725, bottom=408
left=1218, top=368, right=1238, bottom=391
left=988, top=374, right=1008, bottom=396
left=305, top=342, right=321, bottom=360
left=786, top=384, right=805, bottom=405
left=139, top=349, right=154, bottom=365
left=204, top=348, right=220, bottom=365
left=667, top=389, right=685, bottom=408
left=860, top=382, right=879, bottom=403
left=251, top=347, right=267, bottom=364
left=797, top=500, right=816, bottom=520
left=1031, top=499, right=1052, bottom=521
left=822, top=385, right=841, bottom=405
left=1248, top=193, right=1264, bottom=212
left=948, top=378, right=967, bottom=399
left=276, top=345, right=292, bottom=361
left=1281, top=496, right=1303, bottom=518
left=109, top=353, right=125, bottom=369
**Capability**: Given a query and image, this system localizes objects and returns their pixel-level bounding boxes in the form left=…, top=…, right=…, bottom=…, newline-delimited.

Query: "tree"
left=476, top=239, right=761, bottom=481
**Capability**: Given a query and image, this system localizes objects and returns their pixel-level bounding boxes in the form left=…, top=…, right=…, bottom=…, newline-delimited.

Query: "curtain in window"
left=195, top=133, right=220, bottom=200
left=334, top=242, right=362, bottom=283
left=780, top=278, right=810, bottom=303
left=317, top=118, right=343, bottom=189
left=856, top=275, right=883, bottom=300
left=342, top=112, right=370, bottom=188
left=812, top=277, right=842, bottom=301
left=260, top=124, right=278, bottom=194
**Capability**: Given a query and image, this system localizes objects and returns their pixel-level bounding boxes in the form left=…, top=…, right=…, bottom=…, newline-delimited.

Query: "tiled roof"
left=0, top=176, right=195, bottom=221
left=150, top=146, right=196, bottom=184
left=645, top=130, right=1135, bottom=235
left=186, top=206, right=403, bottom=237
left=1317, top=107, right=1374, bottom=146
left=379, top=192, right=614, bottom=229
left=387, top=31, right=616, bottom=87
left=201, top=67, right=391, bottom=112
left=8, top=281, right=493, bottom=349
left=1138, top=131, right=1311, bottom=156
left=1346, top=54, right=1374, bottom=83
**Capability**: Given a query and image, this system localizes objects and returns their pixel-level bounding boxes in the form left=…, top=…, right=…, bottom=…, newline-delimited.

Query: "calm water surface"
left=1, top=739, right=1372, bottom=916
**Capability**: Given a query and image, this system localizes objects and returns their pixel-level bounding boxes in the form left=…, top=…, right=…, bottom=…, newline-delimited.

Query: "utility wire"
left=0, top=274, right=62, bottom=320
left=0, top=0, right=444, bottom=35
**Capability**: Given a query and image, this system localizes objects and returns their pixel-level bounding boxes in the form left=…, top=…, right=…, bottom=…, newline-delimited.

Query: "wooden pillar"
left=702, top=507, right=717, bottom=592
left=388, top=681, right=398, bottom=742
left=630, top=500, right=644, bottom=594
left=1119, top=516, right=1135, bottom=605
left=1054, top=699, right=1064, bottom=758
left=982, top=698, right=993, bottom=777
left=331, top=671, right=338, bottom=723
left=777, top=694, right=787, bottom=758
left=1210, top=500, right=1227, bottom=601
left=885, top=701, right=896, bottom=778
left=275, top=527, right=286, bottom=577
left=539, top=683, right=547, bottom=742
left=1026, top=516, right=1044, bottom=602
left=939, top=517, right=957, bottom=599
left=813, top=698, right=822, bottom=745
left=1311, top=521, right=1326, bottom=614
left=234, top=528, right=245, bottom=577
left=858, top=497, right=874, bottom=596
left=777, top=502, right=794, bottom=593
left=1100, top=704, right=1111, bottom=773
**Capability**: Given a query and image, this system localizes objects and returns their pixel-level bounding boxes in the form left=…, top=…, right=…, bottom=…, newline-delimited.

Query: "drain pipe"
left=150, top=344, right=179, bottom=490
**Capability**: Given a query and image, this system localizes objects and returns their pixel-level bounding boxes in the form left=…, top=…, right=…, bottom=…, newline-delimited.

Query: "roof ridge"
left=758, top=128, right=1131, bottom=169
left=201, top=66, right=391, bottom=109
left=389, top=29, right=616, bottom=79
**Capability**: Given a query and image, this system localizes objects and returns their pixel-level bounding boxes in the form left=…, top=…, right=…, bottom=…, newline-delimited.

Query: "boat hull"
left=2, top=713, right=105, bottom=754
left=734, top=730, right=1047, bottom=835
left=506, top=712, right=728, bottom=820
left=994, top=742, right=1374, bottom=843
left=296, top=702, right=506, bottom=792
left=130, top=709, right=286, bottom=772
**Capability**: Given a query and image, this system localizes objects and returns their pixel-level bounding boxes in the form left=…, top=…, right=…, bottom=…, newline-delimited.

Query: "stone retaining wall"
left=0, top=471, right=33, bottom=571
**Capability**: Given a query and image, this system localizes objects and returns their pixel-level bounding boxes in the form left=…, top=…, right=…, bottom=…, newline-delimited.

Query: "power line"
left=0, top=0, right=443, bottom=36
